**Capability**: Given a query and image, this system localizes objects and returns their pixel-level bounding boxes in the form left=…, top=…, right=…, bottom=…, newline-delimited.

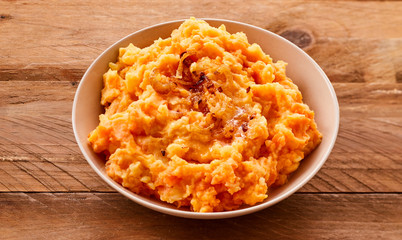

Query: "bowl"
left=72, top=18, right=339, bottom=219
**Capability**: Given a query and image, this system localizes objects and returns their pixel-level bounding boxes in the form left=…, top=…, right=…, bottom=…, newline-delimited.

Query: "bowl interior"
left=72, top=19, right=339, bottom=219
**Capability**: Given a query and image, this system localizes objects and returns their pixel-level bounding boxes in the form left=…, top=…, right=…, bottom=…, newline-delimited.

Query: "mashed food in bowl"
left=88, top=18, right=322, bottom=212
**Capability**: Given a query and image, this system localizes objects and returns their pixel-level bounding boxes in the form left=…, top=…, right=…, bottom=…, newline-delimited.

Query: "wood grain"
left=0, top=0, right=401, bottom=238
left=0, top=193, right=400, bottom=240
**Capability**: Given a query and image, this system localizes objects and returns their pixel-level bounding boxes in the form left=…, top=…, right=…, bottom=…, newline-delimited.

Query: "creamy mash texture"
left=88, top=18, right=322, bottom=212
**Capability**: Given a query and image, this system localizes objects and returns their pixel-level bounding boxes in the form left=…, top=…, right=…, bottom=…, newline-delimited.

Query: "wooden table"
left=1, top=1, right=401, bottom=239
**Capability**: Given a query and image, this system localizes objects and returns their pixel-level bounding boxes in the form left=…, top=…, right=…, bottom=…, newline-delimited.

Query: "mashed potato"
left=88, top=18, right=322, bottom=212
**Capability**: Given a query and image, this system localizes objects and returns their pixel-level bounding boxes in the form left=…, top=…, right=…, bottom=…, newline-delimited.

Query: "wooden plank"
left=2, top=81, right=401, bottom=117
left=0, top=158, right=113, bottom=192
left=0, top=81, right=75, bottom=116
left=0, top=67, right=84, bottom=82
left=0, top=137, right=401, bottom=193
left=0, top=193, right=400, bottom=239
left=1, top=80, right=402, bottom=115
left=1, top=38, right=400, bottom=84
left=309, top=39, right=402, bottom=83
left=0, top=1, right=401, bottom=83
left=0, top=81, right=401, bottom=192
left=2, top=150, right=400, bottom=193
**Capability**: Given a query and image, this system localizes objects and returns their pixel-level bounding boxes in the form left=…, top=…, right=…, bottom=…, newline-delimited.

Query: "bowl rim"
left=72, top=18, right=339, bottom=219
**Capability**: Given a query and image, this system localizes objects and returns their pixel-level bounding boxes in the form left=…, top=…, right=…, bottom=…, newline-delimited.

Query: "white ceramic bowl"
left=72, top=19, right=339, bottom=219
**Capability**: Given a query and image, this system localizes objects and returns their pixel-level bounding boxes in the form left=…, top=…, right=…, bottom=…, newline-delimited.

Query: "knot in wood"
left=0, top=14, right=12, bottom=20
left=280, top=29, right=314, bottom=50
left=396, top=71, right=402, bottom=83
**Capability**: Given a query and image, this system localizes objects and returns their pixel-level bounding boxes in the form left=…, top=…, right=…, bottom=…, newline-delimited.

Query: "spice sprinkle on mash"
left=88, top=17, right=322, bottom=212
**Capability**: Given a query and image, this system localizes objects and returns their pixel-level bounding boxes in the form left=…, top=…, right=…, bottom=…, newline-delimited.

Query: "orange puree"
left=88, top=17, right=322, bottom=212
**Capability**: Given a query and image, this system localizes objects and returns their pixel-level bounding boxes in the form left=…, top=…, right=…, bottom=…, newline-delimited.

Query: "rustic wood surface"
left=1, top=0, right=401, bottom=239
